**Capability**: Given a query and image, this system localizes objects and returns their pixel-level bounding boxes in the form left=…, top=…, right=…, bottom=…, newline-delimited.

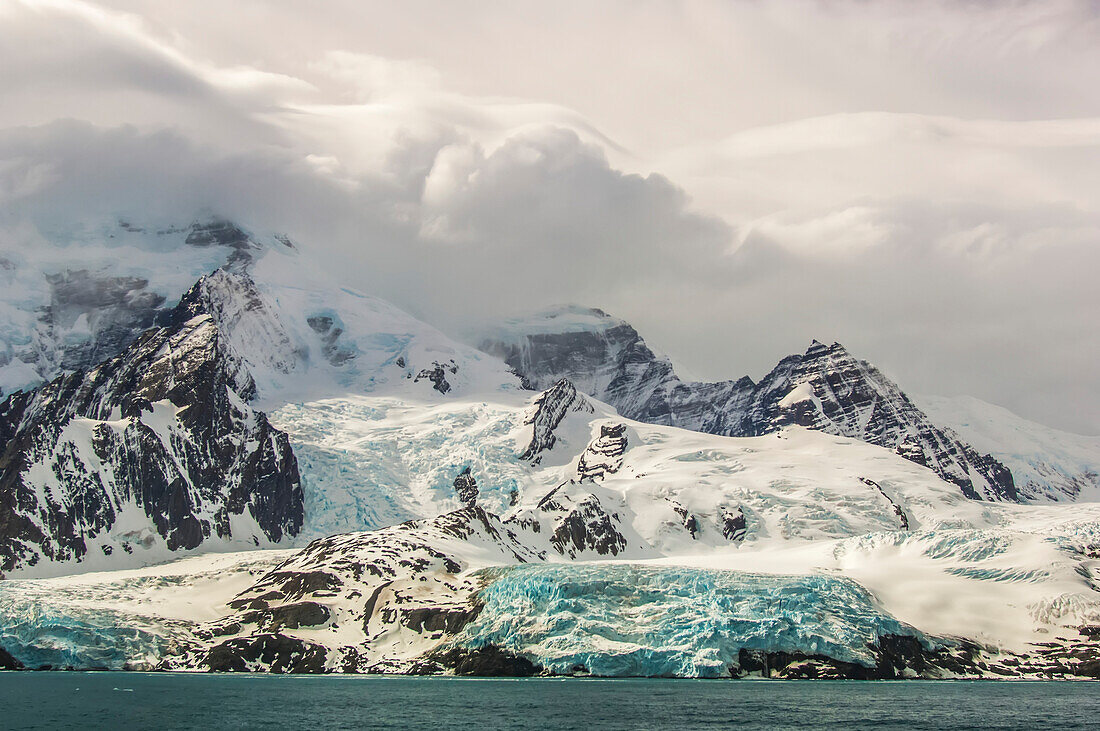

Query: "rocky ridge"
left=480, top=309, right=1017, bottom=501
left=0, top=272, right=303, bottom=576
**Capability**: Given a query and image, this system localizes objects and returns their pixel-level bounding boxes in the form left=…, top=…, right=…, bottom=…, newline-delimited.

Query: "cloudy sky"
left=2, top=0, right=1099, bottom=433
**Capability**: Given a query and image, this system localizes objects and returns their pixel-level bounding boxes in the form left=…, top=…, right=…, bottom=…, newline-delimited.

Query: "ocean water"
left=0, top=673, right=1097, bottom=730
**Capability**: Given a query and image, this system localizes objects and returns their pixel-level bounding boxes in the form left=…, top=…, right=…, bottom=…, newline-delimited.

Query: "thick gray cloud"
left=1, top=0, right=1099, bottom=434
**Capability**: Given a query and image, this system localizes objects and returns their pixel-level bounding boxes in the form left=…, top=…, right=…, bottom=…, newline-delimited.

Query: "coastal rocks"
left=0, top=647, right=23, bottom=670
left=732, top=635, right=982, bottom=680
left=162, top=506, right=544, bottom=674
left=202, top=634, right=328, bottom=673
left=421, top=645, right=542, bottom=677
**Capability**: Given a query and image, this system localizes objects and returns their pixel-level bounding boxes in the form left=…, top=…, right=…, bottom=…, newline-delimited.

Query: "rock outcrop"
left=0, top=273, right=303, bottom=576
left=519, top=379, right=593, bottom=463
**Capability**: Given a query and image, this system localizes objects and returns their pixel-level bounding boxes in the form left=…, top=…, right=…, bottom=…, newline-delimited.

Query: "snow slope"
left=0, top=218, right=285, bottom=395
left=0, top=549, right=292, bottom=669
left=477, top=309, right=1018, bottom=502
left=918, top=394, right=1100, bottom=502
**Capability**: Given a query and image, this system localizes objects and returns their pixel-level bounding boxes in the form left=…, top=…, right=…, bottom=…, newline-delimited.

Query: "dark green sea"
left=1, top=673, right=1097, bottom=730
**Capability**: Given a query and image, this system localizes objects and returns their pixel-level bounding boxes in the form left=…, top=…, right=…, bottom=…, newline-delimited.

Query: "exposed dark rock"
left=430, top=645, right=541, bottom=677
left=735, top=648, right=876, bottom=680
left=720, top=507, right=746, bottom=542
left=482, top=312, right=1018, bottom=502
left=203, top=634, right=327, bottom=673
left=861, top=478, right=910, bottom=530
left=239, top=602, right=331, bottom=632
left=306, top=314, right=356, bottom=366
left=0, top=270, right=303, bottom=575
left=0, top=647, right=24, bottom=670
left=453, top=467, right=479, bottom=506
left=414, top=360, right=458, bottom=394
left=733, top=634, right=985, bottom=680
left=185, top=220, right=257, bottom=268
left=536, top=485, right=628, bottom=558
left=671, top=502, right=699, bottom=539
left=519, top=379, right=593, bottom=463
left=577, top=423, right=628, bottom=480
left=400, top=604, right=482, bottom=635
left=255, top=571, right=343, bottom=603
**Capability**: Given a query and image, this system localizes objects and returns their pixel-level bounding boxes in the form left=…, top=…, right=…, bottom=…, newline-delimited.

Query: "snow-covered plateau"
left=1, top=218, right=1099, bottom=679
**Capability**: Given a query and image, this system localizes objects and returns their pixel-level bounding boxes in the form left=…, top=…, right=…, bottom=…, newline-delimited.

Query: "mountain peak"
left=804, top=339, right=850, bottom=357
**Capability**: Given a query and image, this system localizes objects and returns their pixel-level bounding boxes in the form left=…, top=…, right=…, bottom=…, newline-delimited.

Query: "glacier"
left=0, top=586, right=167, bottom=670
left=452, top=564, right=929, bottom=678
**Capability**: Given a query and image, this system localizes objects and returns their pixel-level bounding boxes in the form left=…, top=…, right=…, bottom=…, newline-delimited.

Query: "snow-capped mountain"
left=0, top=272, right=303, bottom=577
left=1, top=218, right=1099, bottom=679
left=0, top=217, right=521, bottom=577
left=0, top=219, right=283, bottom=397
left=917, top=394, right=1100, bottom=502
left=478, top=307, right=1017, bottom=501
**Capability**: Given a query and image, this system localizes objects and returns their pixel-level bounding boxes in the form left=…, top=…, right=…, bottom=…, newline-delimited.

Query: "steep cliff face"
left=0, top=273, right=303, bottom=577
left=917, top=394, right=1100, bottom=503
left=478, top=307, right=753, bottom=435
left=745, top=341, right=1017, bottom=502
left=0, top=218, right=292, bottom=397
left=479, top=309, right=1017, bottom=502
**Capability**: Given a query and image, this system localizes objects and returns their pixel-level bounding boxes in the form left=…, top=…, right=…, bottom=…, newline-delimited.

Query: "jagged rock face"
left=748, top=342, right=1017, bottom=502
left=453, top=467, right=479, bottom=506
left=480, top=311, right=751, bottom=435
left=519, top=379, right=593, bottom=463
left=184, top=219, right=262, bottom=269
left=577, top=424, right=628, bottom=481
left=719, top=507, right=747, bottom=542
left=0, top=274, right=303, bottom=576
left=482, top=310, right=1017, bottom=502
left=534, top=484, right=629, bottom=559
left=41, top=270, right=168, bottom=374
left=184, top=267, right=307, bottom=384
left=414, top=361, right=458, bottom=394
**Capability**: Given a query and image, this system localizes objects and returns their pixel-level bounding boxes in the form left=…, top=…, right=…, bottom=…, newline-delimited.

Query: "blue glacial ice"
left=0, top=586, right=168, bottom=670
left=453, top=564, right=928, bottom=677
